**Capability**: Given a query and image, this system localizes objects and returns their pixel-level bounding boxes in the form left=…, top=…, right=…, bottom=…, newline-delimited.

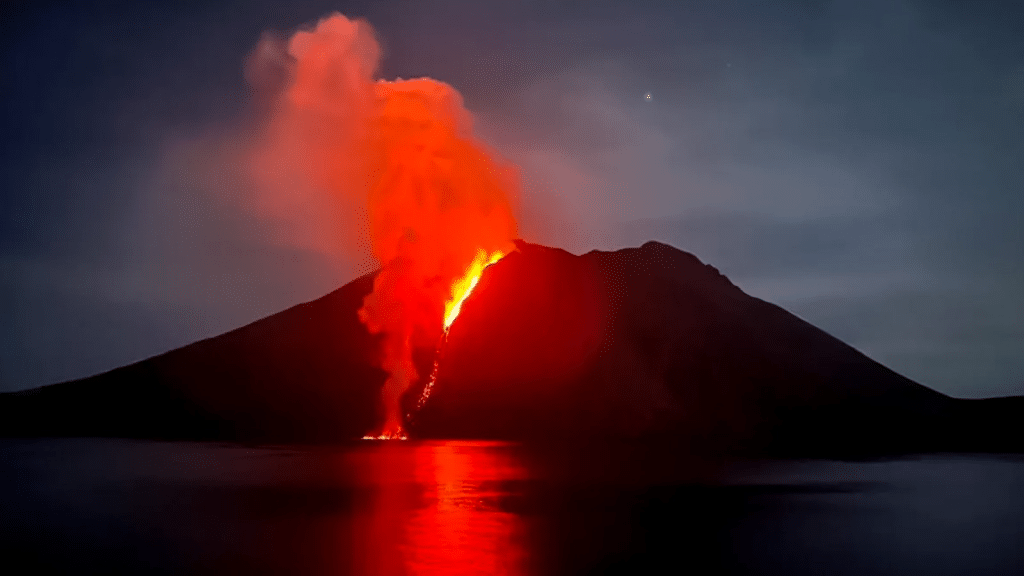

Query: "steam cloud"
left=242, top=13, right=519, bottom=435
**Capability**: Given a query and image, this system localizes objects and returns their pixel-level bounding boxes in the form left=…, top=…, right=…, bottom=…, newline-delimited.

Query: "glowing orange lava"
left=243, top=13, right=518, bottom=441
left=444, top=249, right=505, bottom=330
left=365, top=250, right=506, bottom=441
left=362, top=430, right=409, bottom=441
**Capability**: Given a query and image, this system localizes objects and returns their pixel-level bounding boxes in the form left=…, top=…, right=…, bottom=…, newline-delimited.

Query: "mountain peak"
left=1, top=240, right=1019, bottom=455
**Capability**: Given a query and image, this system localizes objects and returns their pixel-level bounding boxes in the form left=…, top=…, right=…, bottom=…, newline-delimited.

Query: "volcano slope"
left=1, top=241, right=1020, bottom=456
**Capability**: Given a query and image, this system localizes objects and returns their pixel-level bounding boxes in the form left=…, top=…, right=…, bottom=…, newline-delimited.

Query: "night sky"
left=1, top=0, right=1021, bottom=397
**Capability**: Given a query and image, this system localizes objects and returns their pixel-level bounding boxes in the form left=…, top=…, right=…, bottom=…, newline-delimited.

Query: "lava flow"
left=421, top=250, right=505, bottom=400
left=444, top=250, right=506, bottom=330
left=241, top=13, right=519, bottom=441
left=364, top=249, right=506, bottom=440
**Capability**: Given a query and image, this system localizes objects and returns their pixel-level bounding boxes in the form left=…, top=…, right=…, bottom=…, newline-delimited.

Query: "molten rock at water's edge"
left=3, top=240, right=1023, bottom=457
left=245, top=14, right=518, bottom=438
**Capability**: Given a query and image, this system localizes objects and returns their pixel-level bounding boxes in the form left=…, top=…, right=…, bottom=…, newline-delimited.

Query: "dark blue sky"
left=1, top=0, right=1021, bottom=397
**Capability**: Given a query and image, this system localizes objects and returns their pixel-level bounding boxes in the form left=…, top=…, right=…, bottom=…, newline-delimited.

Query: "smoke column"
left=244, top=13, right=519, bottom=436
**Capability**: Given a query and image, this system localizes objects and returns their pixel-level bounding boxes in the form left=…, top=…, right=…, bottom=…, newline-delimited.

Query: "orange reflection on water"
left=353, top=441, right=530, bottom=576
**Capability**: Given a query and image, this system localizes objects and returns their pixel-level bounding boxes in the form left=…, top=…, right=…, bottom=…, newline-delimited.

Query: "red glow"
left=353, top=442, right=529, bottom=575
left=245, top=13, right=518, bottom=438
left=444, top=250, right=506, bottom=330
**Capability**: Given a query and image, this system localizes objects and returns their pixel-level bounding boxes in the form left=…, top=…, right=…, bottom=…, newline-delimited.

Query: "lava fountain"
left=243, top=13, right=518, bottom=440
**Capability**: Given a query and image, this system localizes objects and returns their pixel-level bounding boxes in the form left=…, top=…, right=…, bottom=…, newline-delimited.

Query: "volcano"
left=2, top=241, right=1020, bottom=456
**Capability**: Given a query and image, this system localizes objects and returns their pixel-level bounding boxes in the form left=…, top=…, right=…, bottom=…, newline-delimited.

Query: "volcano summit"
left=1, top=241, right=1020, bottom=457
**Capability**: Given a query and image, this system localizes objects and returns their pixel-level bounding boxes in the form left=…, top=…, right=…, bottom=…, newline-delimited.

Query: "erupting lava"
left=243, top=13, right=518, bottom=440
left=417, top=250, right=505, bottom=408
left=444, top=249, right=506, bottom=330
left=363, top=250, right=505, bottom=440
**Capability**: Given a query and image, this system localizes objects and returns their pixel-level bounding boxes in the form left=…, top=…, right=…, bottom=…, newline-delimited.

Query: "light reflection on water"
left=351, top=441, right=529, bottom=576
left=2, top=439, right=1023, bottom=575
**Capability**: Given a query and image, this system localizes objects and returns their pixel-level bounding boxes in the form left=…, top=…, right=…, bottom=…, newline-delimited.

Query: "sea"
left=2, top=439, right=1022, bottom=575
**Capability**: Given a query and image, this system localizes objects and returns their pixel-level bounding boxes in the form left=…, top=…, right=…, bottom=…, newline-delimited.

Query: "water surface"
left=2, top=439, right=1022, bottom=575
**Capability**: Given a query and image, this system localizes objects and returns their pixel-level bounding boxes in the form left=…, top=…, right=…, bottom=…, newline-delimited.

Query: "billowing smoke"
left=243, top=13, right=519, bottom=435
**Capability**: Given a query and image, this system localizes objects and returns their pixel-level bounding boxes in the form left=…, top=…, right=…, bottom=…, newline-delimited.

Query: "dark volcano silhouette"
left=2, top=241, right=1020, bottom=456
